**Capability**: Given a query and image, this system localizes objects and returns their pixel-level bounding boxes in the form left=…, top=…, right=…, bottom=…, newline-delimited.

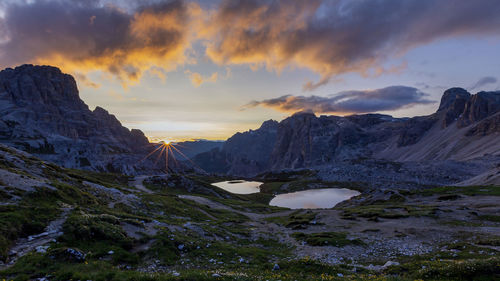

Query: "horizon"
left=1, top=0, right=499, bottom=142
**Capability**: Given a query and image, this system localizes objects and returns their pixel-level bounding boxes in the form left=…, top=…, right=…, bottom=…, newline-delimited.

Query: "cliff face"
left=194, top=88, right=500, bottom=178
left=0, top=65, right=157, bottom=173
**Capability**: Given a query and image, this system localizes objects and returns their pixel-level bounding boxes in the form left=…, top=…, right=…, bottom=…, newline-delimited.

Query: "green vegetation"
left=339, top=204, right=438, bottom=220
left=1, top=145, right=500, bottom=280
left=292, top=232, right=365, bottom=247
left=266, top=210, right=321, bottom=229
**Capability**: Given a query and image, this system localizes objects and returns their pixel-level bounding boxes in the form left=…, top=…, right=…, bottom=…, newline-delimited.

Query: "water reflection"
left=211, top=180, right=262, bottom=194
left=269, top=188, right=360, bottom=209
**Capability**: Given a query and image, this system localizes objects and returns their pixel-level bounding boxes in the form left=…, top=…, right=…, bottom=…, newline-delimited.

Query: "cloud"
left=202, top=0, right=500, bottom=90
left=0, top=0, right=197, bottom=86
left=469, top=76, right=498, bottom=91
left=184, top=70, right=218, bottom=87
left=1, top=0, right=500, bottom=89
left=242, top=86, right=435, bottom=114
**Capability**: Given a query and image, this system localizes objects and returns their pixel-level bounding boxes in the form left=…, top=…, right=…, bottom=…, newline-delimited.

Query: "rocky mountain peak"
left=259, top=119, right=279, bottom=130
left=438, top=87, right=471, bottom=112
left=0, top=64, right=86, bottom=111
left=437, top=88, right=471, bottom=127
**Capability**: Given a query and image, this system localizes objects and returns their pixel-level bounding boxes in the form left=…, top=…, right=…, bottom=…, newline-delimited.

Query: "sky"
left=0, top=0, right=499, bottom=141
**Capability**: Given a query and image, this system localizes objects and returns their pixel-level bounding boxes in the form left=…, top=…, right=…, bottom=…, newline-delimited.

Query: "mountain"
left=193, top=120, right=278, bottom=174
left=193, top=88, right=500, bottom=186
left=171, top=140, right=223, bottom=159
left=0, top=64, right=166, bottom=174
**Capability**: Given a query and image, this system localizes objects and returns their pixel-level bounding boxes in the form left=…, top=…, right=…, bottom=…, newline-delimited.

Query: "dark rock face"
left=171, top=140, right=223, bottom=159
left=396, top=115, right=438, bottom=146
left=466, top=112, right=500, bottom=136
left=193, top=120, right=278, bottom=175
left=436, top=87, right=500, bottom=129
left=270, top=113, right=370, bottom=170
left=437, top=88, right=471, bottom=128
left=458, top=91, right=500, bottom=128
left=0, top=65, right=157, bottom=173
left=194, top=112, right=433, bottom=176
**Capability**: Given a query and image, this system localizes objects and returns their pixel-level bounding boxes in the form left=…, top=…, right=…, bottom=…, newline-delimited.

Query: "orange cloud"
left=184, top=70, right=218, bottom=87
left=0, top=0, right=197, bottom=87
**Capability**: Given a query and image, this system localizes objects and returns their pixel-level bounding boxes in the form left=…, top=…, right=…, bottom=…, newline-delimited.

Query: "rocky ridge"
left=193, top=88, right=500, bottom=186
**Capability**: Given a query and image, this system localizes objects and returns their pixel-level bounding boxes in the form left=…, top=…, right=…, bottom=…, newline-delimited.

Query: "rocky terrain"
left=0, top=144, right=499, bottom=280
left=193, top=88, right=500, bottom=187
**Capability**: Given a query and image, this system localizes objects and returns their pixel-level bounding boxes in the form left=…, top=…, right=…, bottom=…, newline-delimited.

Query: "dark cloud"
left=203, top=0, right=500, bottom=90
left=242, top=86, right=435, bottom=114
left=0, top=0, right=192, bottom=84
left=469, top=76, right=498, bottom=91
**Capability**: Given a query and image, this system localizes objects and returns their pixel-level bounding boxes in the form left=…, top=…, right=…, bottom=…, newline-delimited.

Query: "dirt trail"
left=0, top=207, right=73, bottom=270
left=131, top=175, right=154, bottom=194
left=178, top=195, right=294, bottom=221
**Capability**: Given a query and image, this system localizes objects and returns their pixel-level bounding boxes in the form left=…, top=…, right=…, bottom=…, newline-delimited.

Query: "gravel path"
left=0, top=207, right=73, bottom=270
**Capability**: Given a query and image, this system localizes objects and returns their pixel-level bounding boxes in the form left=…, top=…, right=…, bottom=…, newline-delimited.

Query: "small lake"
left=211, top=180, right=263, bottom=194
left=269, top=188, right=360, bottom=209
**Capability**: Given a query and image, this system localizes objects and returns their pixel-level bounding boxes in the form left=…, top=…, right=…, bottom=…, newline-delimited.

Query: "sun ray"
left=138, top=143, right=164, bottom=163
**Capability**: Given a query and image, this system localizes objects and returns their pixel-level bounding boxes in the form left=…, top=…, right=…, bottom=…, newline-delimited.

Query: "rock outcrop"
left=0, top=65, right=163, bottom=173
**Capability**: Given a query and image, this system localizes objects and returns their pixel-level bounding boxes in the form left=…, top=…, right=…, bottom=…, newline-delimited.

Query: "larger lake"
left=269, top=188, right=360, bottom=209
left=211, top=180, right=262, bottom=194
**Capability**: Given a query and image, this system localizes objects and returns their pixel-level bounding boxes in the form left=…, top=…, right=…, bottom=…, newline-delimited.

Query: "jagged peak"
left=259, top=119, right=278, bottom=130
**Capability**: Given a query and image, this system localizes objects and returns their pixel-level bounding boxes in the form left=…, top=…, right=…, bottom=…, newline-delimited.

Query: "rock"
left=212, top=273, right=221, bottom=277
left=36, top=245, right=49, bottom=254
left=59, top=248, right=86, bottom=262
left=178, top=244, right=185, bottom=250
left=172, top=271, right=180, bottom=276
left=108, top=250, right=114, bottom=255
left=273, top=263, right=280, bottom=271
left=382, top=261, right=400, bottom=268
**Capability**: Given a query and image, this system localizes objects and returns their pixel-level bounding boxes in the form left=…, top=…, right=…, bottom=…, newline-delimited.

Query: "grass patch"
left=265, top=210, right=320, bottom=229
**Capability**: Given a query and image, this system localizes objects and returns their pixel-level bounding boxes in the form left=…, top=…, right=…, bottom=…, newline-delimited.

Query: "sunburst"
left=139, top=141, right=205, bottom=174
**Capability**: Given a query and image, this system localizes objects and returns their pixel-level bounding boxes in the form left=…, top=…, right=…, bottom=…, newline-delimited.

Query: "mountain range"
left=0, top=64, right=498, bottom=186
left=193, top=88, right=500, bottom=186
